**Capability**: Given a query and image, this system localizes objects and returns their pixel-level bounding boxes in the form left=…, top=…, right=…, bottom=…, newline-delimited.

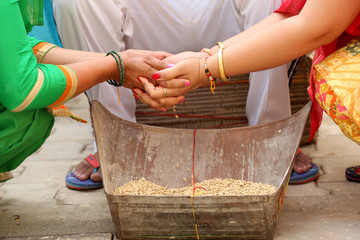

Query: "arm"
left=147, top=0, right=360, bottom=101
left=0, top=1, right=170, bottom=112
left=42, top=46, right=172, bottom=91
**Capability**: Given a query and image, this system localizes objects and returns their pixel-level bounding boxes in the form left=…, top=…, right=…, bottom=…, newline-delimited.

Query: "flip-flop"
left=289, top=164, right=320, bottom=184
left=65, top=154, right=103, bottom=190
left=345, top=165, right=360, bottom=182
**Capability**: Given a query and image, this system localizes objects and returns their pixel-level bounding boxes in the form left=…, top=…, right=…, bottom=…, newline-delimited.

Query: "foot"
left=73, top=152, right=102, bottom=182
left=293, top=149, right=312, bottom=174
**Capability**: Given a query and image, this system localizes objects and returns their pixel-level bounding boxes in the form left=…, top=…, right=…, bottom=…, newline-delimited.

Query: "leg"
left=53, top=0, right=136, bottom=189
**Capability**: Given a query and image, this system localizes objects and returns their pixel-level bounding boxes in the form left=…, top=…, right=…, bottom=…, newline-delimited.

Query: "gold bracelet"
left=216, top=42, right=230, bottom=82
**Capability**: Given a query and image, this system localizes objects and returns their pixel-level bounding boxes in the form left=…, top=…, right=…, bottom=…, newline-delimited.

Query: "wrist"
left=209, top=45, right=220, bottom=56
left=201, top=57, right=217, bottom=94
left=199, top=58, right=209, bottom=83
left=106, top=51, right=124, bottom=86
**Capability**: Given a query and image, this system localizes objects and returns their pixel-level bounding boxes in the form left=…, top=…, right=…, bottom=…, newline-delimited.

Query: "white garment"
left=237, top=0, right=291, bottom=125
left=53, top=0, right=290, bottom=126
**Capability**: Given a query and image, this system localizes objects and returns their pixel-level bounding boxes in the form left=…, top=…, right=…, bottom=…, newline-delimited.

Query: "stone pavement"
left=1, top=94, right=360, bottom=240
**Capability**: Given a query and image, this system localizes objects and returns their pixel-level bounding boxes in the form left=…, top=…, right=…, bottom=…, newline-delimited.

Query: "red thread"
left=135, top=111, right=248, bottom=120
left=192, top=129, right=207, bottom=195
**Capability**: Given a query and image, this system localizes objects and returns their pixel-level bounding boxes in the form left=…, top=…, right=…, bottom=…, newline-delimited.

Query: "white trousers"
left=53, top=0, right=291, bottom=126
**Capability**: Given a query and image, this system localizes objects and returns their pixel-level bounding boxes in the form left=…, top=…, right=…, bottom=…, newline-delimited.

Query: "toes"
left=90, top=169, right=102, bottom=182
left=73, top=160, right=94, bottom=180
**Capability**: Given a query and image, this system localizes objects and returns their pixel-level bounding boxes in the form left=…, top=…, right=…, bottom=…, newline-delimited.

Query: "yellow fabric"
left=48, top=104, right=87, bottom=123
left=313, top=38, right=360, bottom=144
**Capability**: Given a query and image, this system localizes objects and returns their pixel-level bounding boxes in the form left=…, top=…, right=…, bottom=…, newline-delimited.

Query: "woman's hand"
left=150, top=57, right=209, bottom=98
left=133, top=77, right=185, bottom=111
left=163, top=51, right=209, bottom=65
left=119, top=49, right=172, bottom=89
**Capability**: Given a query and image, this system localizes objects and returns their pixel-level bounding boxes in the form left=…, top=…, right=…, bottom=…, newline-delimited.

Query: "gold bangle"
left=216, top=42, right=230, bottom=82
left=217, top=41, right=225, bottom=49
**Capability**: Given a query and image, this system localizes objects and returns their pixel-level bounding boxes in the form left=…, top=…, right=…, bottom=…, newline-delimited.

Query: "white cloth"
left=53, top=0, right=290, bottom=126
left=237, top=0, right=291, bottom=125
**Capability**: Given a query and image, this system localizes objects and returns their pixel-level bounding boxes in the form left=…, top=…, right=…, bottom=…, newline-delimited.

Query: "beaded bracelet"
left=204, top=57, right=216, bottom=94
left=216, top=42, right=230, bottom=82
left=106, top=51, right=125, bottom=87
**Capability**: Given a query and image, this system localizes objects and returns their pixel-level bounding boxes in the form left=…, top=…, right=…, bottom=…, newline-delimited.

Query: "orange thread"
left=116, top=87, right=123, bottom=105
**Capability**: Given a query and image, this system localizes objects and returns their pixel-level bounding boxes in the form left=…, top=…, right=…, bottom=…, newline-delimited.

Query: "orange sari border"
left=48, top=65, right=78, bottom=108
left=32, top=42, right=58, bottom=63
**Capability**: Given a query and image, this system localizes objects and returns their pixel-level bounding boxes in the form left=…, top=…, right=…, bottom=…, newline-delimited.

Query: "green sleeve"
left=0, top=0, right=75, bottom=111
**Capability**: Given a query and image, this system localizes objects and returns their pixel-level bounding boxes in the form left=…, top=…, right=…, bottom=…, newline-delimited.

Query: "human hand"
left=118, top=49, right=172, bottom=89
left=150, top=57, right=209, bottom=98
left=164, top=51, right=209, bottom=65
left=133, top=77, right=185, bottom=111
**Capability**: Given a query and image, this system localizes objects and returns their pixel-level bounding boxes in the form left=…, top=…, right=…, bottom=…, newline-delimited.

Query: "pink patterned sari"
left=275, top=0, right=360, bottom=141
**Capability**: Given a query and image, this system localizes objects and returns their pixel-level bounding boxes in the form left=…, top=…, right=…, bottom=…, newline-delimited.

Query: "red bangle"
left=201, top=48, right=212, bottom=56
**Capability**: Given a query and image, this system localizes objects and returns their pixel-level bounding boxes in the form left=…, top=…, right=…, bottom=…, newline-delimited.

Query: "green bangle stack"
left=106, top=51, right=125, bottom=87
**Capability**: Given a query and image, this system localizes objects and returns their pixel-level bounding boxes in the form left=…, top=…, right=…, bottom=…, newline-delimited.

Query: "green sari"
left=0, top=0, right=76, bottom=172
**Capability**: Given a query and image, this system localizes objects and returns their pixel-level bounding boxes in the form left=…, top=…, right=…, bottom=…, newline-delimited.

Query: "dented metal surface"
left=92, top=101, right=311, bottom=240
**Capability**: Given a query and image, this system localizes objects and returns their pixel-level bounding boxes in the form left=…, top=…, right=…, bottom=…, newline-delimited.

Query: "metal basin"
left=91, top=101, right=312, bottom=240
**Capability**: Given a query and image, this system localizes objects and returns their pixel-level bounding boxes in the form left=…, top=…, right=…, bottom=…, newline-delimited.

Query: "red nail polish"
left=152, top=72, right=160, bottom=80
left=185, top=81, right=191, bottom=87
left=137, top=77, right=142, bottom=83
left=133, top=94, right=139, bottom=100
left=180, top=98, right=185, bottom=102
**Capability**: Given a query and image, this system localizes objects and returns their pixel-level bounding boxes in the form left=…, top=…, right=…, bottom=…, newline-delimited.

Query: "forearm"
left=206, top=17, right=313, bottom=78
left=208, top=13, right=288, bottom=55
left=67, top=56, right=119, bottom=97
left=41, top=47, right=104, bottom=64
left=207, top=0, right=360, bottom=78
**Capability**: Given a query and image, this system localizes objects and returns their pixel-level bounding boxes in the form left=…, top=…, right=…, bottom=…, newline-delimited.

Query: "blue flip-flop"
left=289, top=164, right=319, bottom=184
left=65, top=172, right=103, bottom=190
left=65, top=154, right=103, bottom=190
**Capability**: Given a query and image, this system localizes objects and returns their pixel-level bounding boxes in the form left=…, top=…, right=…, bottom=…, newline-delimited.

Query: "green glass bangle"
left=106, top=51, right=124, bottom=87
left=110, top=51, right=125, bottom=86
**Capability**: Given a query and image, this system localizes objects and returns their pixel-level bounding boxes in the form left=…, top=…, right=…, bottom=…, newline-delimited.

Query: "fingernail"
left=133, top=94, right=139, bottom=100
left=180, top=98, right=185, bottom=102
left=185, top=81, right=191, bottom=87
left=167, top=63, right=175, bottom=68
left=137, top=77, right=142, bottom=83
left=152, top=72, right=160, bottom=80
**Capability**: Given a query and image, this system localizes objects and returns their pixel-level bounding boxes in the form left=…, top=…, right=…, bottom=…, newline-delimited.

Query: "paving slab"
left=0, top=233, right=112, bottom=240
left=275, top=212, right=360, bottom=240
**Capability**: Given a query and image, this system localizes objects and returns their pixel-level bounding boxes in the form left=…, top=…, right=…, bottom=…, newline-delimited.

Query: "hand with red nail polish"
left=148, top=56, right=209, bottom=99
left=134, top=77, right=185, bottom=109
left=116, top=49, right=173, bottom=89
left=152, top=72, right=160, bottom=80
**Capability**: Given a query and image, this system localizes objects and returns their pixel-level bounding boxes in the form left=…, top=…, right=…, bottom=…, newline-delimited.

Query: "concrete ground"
left=1, top=94, right=360, bottom=240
